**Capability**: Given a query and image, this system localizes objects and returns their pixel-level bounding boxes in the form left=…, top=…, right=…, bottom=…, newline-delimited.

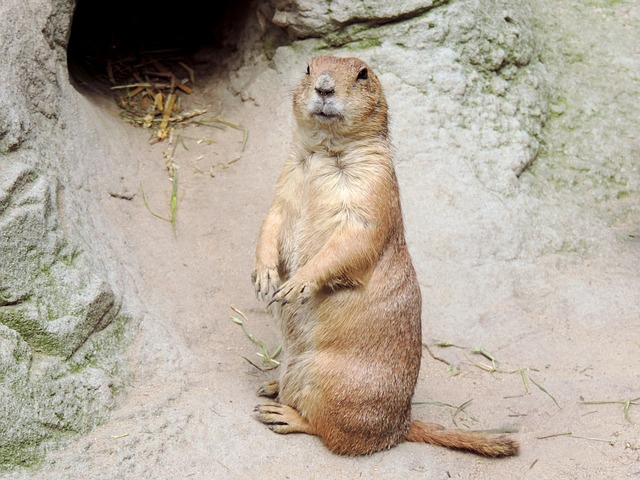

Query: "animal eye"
left=306, top=65, right=310, bottom=75
left=357, top=68, right=368, bottom=80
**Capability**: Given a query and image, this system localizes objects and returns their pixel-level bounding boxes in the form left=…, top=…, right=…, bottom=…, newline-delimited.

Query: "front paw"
left=269, top=276, right=315, bottom=306
left=252, top=266, right=280, bottom=302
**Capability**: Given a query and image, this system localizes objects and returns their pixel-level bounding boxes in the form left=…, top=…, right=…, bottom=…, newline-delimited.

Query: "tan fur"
left=252, top=56, right=519, bottom=457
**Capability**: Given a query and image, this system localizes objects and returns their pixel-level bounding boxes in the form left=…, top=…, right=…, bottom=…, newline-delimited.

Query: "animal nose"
left=315, top=73, right=335, bottom=97
left=315, top=86, right=334, bottom=97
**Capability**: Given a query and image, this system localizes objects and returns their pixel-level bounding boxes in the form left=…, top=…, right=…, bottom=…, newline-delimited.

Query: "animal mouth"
left=311, top=106, right=343, bottom=122
left=309, top=98, right=342, bottom=122
left=314, top=111, right=338, bottom=121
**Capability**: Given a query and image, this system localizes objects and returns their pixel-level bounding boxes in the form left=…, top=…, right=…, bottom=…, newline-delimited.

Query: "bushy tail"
left=404, top=420, right=519, bottom=457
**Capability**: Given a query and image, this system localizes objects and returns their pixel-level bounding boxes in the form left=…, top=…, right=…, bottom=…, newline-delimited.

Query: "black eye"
left=306, top=65, right=310, bottom=75
left=357, top=68, right=368, bottom=80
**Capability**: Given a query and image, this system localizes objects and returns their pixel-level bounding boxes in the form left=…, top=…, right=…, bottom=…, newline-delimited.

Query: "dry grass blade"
left=465, top=352, right=497, bottom=372
left=570, top=434, right=615, bottom=446
left=530, top=377, right=561, bottom=410
left=411, top=398, right=476, bottom=427
left=537, top=432, right=571, bottom=440
left=412, top=400, right=458, bottom=408
left=452, top=398, right=475, bottom=427
left=157, top=93, right=177, bottom=141
left=580, top=396, right=640, bottom=422
left=199, top=117, right=249, bottom=152
left=240, top=355, right=279, bottom=372
left=231, top=306, right=282, bottom=370
left=432, top=338, right=498, bottom=371
left=624, top=398, right=640, bottom=422
left=473, top=427, right=519, bottom=434
left=176, top=82, right=193, bottom=95
left=520, top=368, right=531, bottom=394
left=432, top=339, right=466, bottom=349
left=111, top=82, right=170, bottom=90
left=472, top=347, right=496, bottom=363
left=422, top=341, right=456, bottom=371
left=139, top=172, right=179, bottom=233
left=178, top=61, right=195, bottom=84
left=169, top=171, right=178, bottom=233
left=141, top=183, right=170, bottom=222
left=539, top=431, right=616, bottom=446
left=178, top=135, right=189, bottom=151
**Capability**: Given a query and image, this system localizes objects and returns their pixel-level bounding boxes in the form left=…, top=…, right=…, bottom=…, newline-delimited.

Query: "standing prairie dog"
left=252, top=56, right=518, bottom=457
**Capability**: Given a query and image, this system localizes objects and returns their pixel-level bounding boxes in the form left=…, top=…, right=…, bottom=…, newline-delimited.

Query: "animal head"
left=292, top=56, right=389, bottom=141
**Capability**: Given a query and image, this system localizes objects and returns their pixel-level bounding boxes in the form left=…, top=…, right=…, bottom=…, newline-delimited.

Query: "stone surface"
left=258, top=0, right=549, bottom=195
left=0, top=0, right=133, bottom=469
left=270, top=0, right=448, bottom=38
left=0, top=162, right=118, bottom=357
left=0, top=318, right=127, bottom=467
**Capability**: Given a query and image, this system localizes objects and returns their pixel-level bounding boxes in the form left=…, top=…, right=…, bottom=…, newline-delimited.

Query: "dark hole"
left=66, top=0, right=254, bottom=94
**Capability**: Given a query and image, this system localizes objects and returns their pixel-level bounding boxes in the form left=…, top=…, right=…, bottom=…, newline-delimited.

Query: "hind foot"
left=257, top=380, right=279, bottom=398
left=254, top=402, right=315, bottom=435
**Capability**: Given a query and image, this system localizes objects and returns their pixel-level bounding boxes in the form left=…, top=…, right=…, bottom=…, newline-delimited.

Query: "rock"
left=270, top=0, right=447, bottom=38
left=268, top=0, right=549, bottom=194
left=0, top=321, right=123, bottom=468
left=0, top=162, right=118, bottom=358
left=0, top=0, right=131, bottom=469
left=0, top=160, right=127, bottom=468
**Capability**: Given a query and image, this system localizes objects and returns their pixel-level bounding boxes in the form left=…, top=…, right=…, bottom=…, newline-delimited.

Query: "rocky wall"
left=0, top=0, right=133, bottom=469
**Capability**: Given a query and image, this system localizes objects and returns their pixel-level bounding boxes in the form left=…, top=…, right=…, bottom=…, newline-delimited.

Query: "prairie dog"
left=252, top=56, right=518, bottom=457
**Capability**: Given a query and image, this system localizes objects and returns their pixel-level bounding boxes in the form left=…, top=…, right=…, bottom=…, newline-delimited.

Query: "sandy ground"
left=5, top=1, right=640, bottom=479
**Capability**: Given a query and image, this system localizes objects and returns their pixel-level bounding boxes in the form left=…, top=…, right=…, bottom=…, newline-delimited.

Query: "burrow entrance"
left=67, top=0, right=257, bottom=86
left=66, top=0, right=264, bottom=141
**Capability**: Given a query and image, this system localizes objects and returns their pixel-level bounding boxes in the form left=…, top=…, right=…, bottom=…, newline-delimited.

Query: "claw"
left=253, top=266, right=281, bottom=304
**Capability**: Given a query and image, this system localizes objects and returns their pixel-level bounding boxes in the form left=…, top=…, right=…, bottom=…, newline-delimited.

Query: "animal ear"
left=306, top=64, right=310, bottom=75
left=357, top=67, right=368, bottom=81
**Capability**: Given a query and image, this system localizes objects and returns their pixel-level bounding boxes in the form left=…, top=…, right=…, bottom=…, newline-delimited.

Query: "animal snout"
left=315, top=73, right=335, bottom=97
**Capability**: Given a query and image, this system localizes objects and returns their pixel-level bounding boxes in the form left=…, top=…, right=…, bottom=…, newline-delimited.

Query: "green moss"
left=344, top=37, right=382, bottom=50
left=0, top=440, right=44, bottom=470
left=69, top=314, right=132, bottom=387
left=0, top=314, right=133, bottom=472
left=0, top=307, right=64, bottom=356
left=59, top=247, right=80, bottom=267
left=588, top=0, right=623, bottom=6
left=322, top=23, right=369, bottom=48
left=560, top=238, right=591, bottom=257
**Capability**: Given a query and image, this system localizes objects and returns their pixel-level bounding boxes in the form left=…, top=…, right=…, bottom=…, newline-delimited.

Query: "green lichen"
left=588, top=0, right=623, bottom=6
left=322, top=23, right=369, bottom=48
left=70, top=314, right=130, bottom=374
left=59, top=247, right=80, bottom=267
left=344, top=36, right=382, bottom=50
left=0, top=439, right=45, bottom=470
left=560, top=238, right=591, bottom=257
left=0, top=314, right=133, bottom=472
left=0, top=306, right=65, bottom=356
